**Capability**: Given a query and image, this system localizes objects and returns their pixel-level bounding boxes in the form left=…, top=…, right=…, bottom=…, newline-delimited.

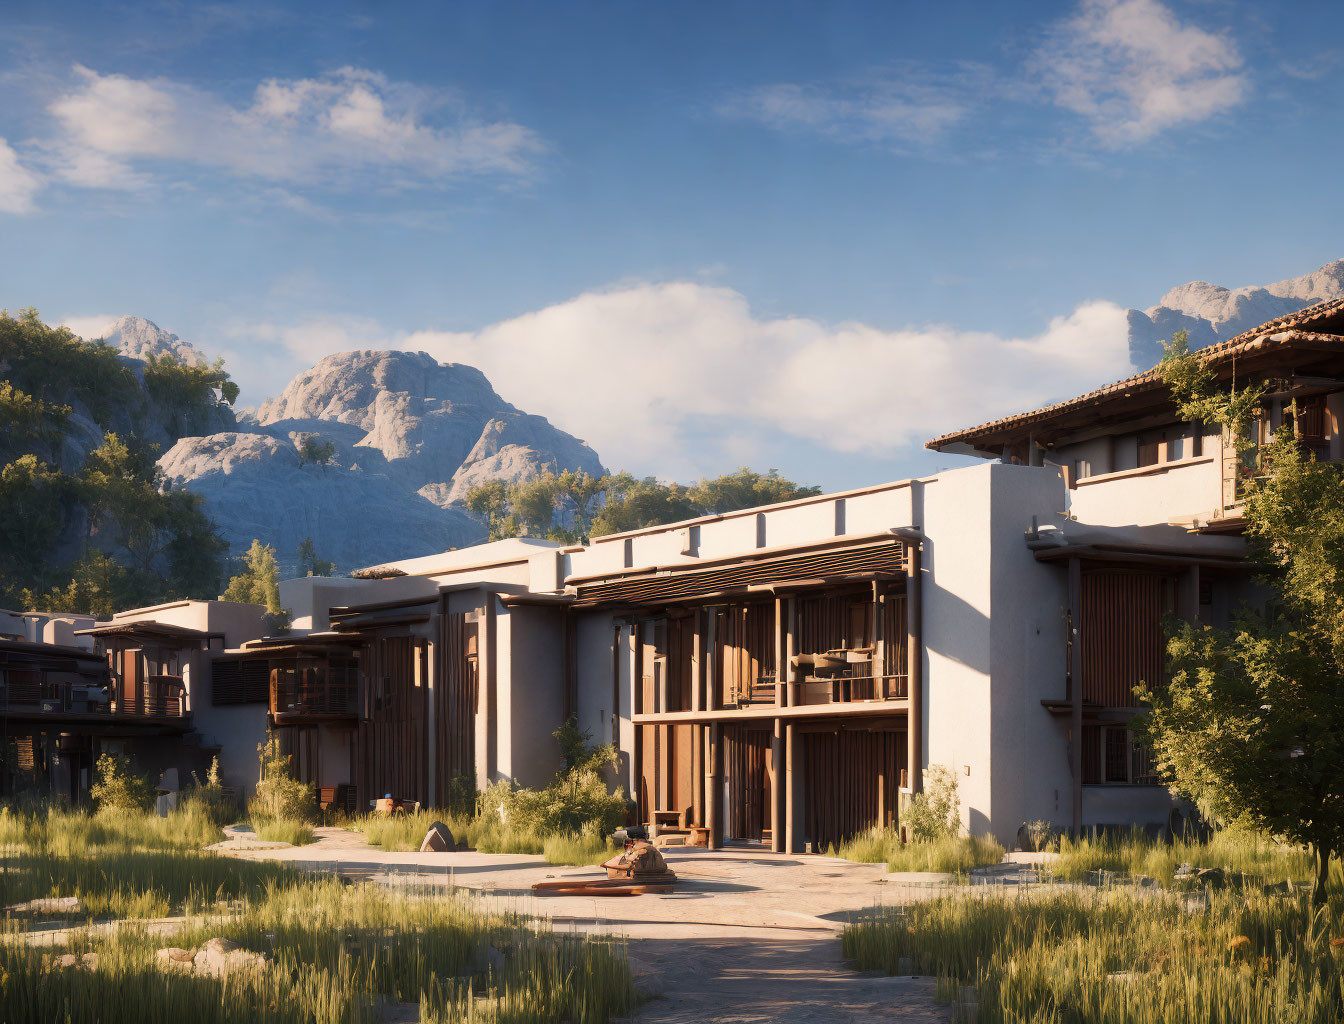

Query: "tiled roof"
left=926, top=296, right=1344, bottom=451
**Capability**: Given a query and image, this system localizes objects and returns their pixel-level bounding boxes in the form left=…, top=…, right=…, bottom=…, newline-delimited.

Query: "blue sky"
left=2, top=0, right=1342, bottom=489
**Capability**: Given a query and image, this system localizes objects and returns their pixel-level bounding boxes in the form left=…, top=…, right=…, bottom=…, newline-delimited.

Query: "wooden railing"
left=0, top=680, right=113, bottom=715
left=270, top=675, right=358, bottom=719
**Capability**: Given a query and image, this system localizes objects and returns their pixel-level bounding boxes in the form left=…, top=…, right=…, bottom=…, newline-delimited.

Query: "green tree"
left=222, top=539, right=284, bottom=615
left=297, top=435, right=337, bottom=469
left=687, top=467, right=821, bottom=513
left=142, top=352, right=238, bottom=407
left=1135, top=335, right=1344, bottom=904
left=296, top=537, right=334, bottom=577
left=463, top=467, right=819, bottom=544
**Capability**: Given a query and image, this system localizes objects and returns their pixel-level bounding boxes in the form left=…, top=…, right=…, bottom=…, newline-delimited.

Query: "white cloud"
left=720, top=64, right=985, bottom=146
left=39, top=65, right=543, bottom=193
left=59, top=314, right=119, bottom=340
left=1037, top=0, right=1246, bottom=145
left=0, top=138, right=43, bottom=214
left=235, top=282, right=1131, bottom=479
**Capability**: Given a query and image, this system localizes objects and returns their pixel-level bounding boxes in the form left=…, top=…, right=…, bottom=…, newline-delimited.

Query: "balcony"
left=0, top=674, right=187, bottom=720
left=270, top=666, right=359, bottom=723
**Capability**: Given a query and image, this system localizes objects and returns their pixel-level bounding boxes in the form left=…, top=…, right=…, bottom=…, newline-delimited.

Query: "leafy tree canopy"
left=297, top=435, right=337, bottom=468
left=297, top=537, right=334, bottom=577
left=1, top=311, right=231, bottom=614
left=1136, top=335, right=1344, bottom=903
left=142, top=352, right=238, bottom=407
left=465, top=468, right=820, bottom=544
left=222, top=539, right=284, bottom=617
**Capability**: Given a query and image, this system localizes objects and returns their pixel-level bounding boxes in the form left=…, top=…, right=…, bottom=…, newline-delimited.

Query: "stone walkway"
left=224, top=828, right=971, bottom=1022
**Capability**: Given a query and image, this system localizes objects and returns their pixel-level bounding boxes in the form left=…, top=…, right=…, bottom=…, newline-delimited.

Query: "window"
left=1085, top=724, right=1160, bottom=786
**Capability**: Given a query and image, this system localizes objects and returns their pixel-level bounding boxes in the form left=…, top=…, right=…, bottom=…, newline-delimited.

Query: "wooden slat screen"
left=1080, top=571, right=1168, bottom=707
left=726, top=726, right=771, bottom=841
left=795, top=592, right=872, bottom=656
left=714, top=602, right=775, bottom=708
left=435, top=613, right=477, bottom=795
left=211, top=658, right=269, bottom=705
left=803, top=728, right=903, bottom=850
left=358, top=636, right=429, bottom=808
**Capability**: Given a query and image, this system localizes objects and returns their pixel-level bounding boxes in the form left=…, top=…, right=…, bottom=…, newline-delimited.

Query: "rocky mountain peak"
left=85, top=315, right=212, bottom=367
left=153, top=343, right=605, bottom=573
left=1128, top=257, right=1344, bottom=368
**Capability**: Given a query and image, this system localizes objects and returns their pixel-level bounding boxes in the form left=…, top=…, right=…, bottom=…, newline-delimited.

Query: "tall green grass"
left=830, top=827, right=1005, bottom=874
left=254, top=818, right=316, bottom=846
left=843, top=886, right=1344, bottom=1023
left=0, top=803, right=639, bottom=1023
left=352, top=810, right=616, bottom=865
left=1050, top=827, right=1330, bottom=886
left=0, top=878, right=637, bottom=1024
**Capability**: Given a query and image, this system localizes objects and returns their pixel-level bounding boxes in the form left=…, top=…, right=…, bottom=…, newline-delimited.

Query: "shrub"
left=906, top=764, right=961, bottom=842
left=89, top=753, right=153, bottom=814
left=480, top=718, right=629, bottom=839
left=249, top=737, right=314, bottom=828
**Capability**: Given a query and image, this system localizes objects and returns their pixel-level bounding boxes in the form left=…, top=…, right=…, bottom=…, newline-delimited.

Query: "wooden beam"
left=632, top=698, right=910, bottom=724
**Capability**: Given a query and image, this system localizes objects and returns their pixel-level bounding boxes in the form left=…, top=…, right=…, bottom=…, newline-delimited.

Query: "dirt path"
left=224, top=828, right=965, bottom=1021
left=623, top=934, right=949, bottom=1024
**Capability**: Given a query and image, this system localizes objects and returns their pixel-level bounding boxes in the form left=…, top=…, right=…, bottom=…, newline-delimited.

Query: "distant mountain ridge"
left=74, top=320, right=606, bottom=574
left=1128, top=258, right=1344, bottom=367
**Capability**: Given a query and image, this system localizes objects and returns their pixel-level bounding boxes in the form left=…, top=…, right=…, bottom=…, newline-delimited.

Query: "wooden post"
left=784, top=596, right=796, bottom=708
left=905, top=542, right=924, bottom=795
left=1069, top=555, right=1083, bottom=837
left=785, top=721, right=799, bottom=852
left=706, top=722, right=722, bottom=850
left=872, top=581, right=885, bottom=699
left=692, top=609, right=704, bottom=713
left=474, top=598, right=496, bottom=794
left=770, top=717, right=784, bottom=853
left=1179, top=564, right=1200, bottom=624
left=774, top=596, right=784, bottom=707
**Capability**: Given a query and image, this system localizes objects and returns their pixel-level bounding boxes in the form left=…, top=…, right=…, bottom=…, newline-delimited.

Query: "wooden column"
left=770, top=716, right=784, bottom=852
left=706, top=722, right=722, bottom=850
left=872, top=581, right=885, bottom=699
left=1068, top=556, right=1083, bottom=838
left=784, top=721, right=799, bottom=852
left=905, top=543, right=924, bottom=795
left=474, top=599, right=496, bottom=793
left=1179, top=564, right=1200, bottom=624
left=691, top=609, right=704, bottom=713
left=774, top=596, right=784, bottom=707
left=784, top=597, right=797, bottom=708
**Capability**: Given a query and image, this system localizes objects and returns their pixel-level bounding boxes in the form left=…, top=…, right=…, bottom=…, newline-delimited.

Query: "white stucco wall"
left=498, top=605, right=566, bottom=789
left=919, top=467, right=996, bottom=840
left=1067, top=455, right=1223, bottom=528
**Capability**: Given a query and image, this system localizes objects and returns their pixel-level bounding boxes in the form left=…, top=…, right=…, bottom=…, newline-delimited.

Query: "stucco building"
left=11, top=300, right=1338, bottom=845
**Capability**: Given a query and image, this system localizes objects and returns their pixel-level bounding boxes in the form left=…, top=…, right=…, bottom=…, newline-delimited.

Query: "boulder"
left=156, top=947, right=196, bottom=973
left=1196, top=867, right=1226, bottom=889
left=47, top=952, right=98, bottom=971
left=420, top=821, right=456, bottom=853
left=8, top=896, right=84, bottom=915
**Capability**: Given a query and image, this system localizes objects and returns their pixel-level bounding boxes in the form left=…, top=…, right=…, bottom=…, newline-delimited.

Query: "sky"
left=2, top=0, right=1343, bottom=489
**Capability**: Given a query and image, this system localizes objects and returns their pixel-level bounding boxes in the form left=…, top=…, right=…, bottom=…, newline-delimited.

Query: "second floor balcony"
left=270, top=663, right=360, bottom=723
